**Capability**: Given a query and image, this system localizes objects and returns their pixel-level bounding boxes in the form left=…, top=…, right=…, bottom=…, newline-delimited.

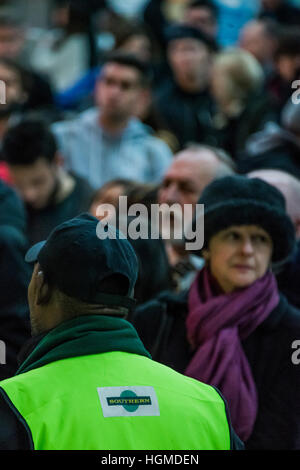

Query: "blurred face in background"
left=159, top=149, right=219, bottom=209
left=9, top=157, right=59, bottom=210
left=90, top=183, right=126, bottom=221
left=184, top=6, right=217, bottom=38
left=0, top=62, right=27, bottom=116
left=239, top=21, right=277, bottom=65
left=167, top=38, right=213, bottom=92
left=51, top=4, right=69, bottom=28
left=96, top=63, right=144, bottom=122
left=0, top=25, right=25, bottom=60
left=276, top=54, right=300, bottom=83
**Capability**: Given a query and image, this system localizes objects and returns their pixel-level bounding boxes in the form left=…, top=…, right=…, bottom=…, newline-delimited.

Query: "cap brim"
left=25, top=240, right=46, bottom=263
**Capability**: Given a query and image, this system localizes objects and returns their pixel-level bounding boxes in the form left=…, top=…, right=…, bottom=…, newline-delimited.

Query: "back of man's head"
left=26, top=213, right=139, bottom=333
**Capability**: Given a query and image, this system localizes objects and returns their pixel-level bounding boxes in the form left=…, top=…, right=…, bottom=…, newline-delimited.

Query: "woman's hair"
left=125, top=182, right=159, bottom=212
left=52, top=0, right=98, bottom=67
left=213, top=48, right=264, bottom=102
left=91, top=179, right=140, bottom=207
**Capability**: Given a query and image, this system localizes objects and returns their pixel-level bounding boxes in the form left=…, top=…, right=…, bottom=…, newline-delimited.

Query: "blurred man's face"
left=51, top=5, right=69, bottom=28
left=0, top=25, right=25, bottom=59
left=95, top=63, right=144, bottom=122
left=239, top=22, right=276, bottom=64
left=167, top=38, right=212, bottom=90
left=158, top=151, right=217, bottom=208
left=276, top=54, right=300, bottom=83
left=184, top=6, right=217, bottom=38
left=0, top=62, right=26, bottom=115
left=9, top=157, right=58, bottom=210
left=158, top=151, right=220, bottom=243
left=90, top=184, right=125, bottom=221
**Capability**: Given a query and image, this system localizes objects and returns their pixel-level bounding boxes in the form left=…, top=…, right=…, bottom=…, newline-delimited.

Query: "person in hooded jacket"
left=0, top=180, right=31, bottom=380
left=131, top=174, right=300, bottom=449
left=52, top=53, right=172, bottom=190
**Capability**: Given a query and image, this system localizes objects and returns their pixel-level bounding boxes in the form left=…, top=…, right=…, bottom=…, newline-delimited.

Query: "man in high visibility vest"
left=0, top=213, right=243, bottom=450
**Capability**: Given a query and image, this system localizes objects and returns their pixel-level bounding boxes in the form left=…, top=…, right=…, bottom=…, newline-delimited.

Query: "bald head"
left=159, top=145, right=235, bottom=208
left=248, top=169, right=300, bottom=239
left=239, top=19, right=278, bottom=65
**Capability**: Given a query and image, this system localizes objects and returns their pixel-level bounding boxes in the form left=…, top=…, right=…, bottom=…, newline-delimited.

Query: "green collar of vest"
left=16, top=315, right=151, bottom=375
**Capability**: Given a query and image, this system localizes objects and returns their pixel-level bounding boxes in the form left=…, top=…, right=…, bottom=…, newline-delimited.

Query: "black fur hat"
left=194, top=175, right=296, bottom=264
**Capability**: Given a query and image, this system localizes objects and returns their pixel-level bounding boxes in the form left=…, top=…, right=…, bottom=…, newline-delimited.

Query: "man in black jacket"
left=259, top=0, right=300, bottom=26
left=0, top=180, right=31, bottom=381
left=0, top=213, right=243, bottom=450
left=154, top=24, right=218, bottom=150
left=2, top=120, right=95, bottom=245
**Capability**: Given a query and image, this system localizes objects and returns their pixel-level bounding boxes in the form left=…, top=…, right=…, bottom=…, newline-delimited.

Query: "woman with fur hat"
left=131, top=174, right=300, bottom=449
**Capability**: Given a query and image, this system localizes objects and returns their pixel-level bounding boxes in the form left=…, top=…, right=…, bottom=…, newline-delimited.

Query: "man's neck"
left=99, top=113, right=130, bottom=136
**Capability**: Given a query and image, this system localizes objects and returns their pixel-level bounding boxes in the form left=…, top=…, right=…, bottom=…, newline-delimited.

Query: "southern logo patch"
left=97, top=386, right=160, bottom=417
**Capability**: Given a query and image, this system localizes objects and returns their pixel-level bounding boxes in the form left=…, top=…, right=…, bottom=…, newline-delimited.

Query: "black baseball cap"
left=25, top=213, right=139, bottom=309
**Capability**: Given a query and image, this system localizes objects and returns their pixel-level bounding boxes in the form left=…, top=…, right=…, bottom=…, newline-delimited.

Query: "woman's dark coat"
left=131, top=290, right=300, bottom=450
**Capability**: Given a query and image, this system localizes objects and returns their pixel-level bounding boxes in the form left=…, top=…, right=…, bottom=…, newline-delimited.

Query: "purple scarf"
left=185, top=266, right=279, bottom=441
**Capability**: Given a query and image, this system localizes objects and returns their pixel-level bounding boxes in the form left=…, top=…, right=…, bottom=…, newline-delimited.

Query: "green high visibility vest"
left=0, top=351, right=231, bottom=450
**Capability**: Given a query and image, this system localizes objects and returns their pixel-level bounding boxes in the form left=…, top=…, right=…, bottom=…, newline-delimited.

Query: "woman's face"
left=203, top=225, right=273, bottom=293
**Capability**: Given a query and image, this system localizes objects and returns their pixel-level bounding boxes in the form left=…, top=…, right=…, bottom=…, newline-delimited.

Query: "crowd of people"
left=1, top=0, right=300, bottom=451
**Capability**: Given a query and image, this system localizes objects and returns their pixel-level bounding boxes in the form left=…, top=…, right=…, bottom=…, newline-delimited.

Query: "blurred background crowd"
left=1, top=0, right=300, bottom=448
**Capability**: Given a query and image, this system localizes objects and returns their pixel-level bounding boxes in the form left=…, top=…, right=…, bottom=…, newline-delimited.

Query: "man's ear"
left=36, top=271, right=52, bottom=305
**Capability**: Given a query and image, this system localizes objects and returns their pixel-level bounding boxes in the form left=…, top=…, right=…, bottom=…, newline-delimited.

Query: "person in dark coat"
left=131, top=174, right=300, bottom=449
left=2, top=119, right=95, bottom=245
left=264, top=26, right=300, bottom=111
left=238, top=100, right=300, bottom=179
left=0, top=180, right=31, bottom=380
left=259, top=0, right=300, bottom=26
left=154, top=24, right=218, bottom=150
left=209, top=48, right=278, bottom=160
